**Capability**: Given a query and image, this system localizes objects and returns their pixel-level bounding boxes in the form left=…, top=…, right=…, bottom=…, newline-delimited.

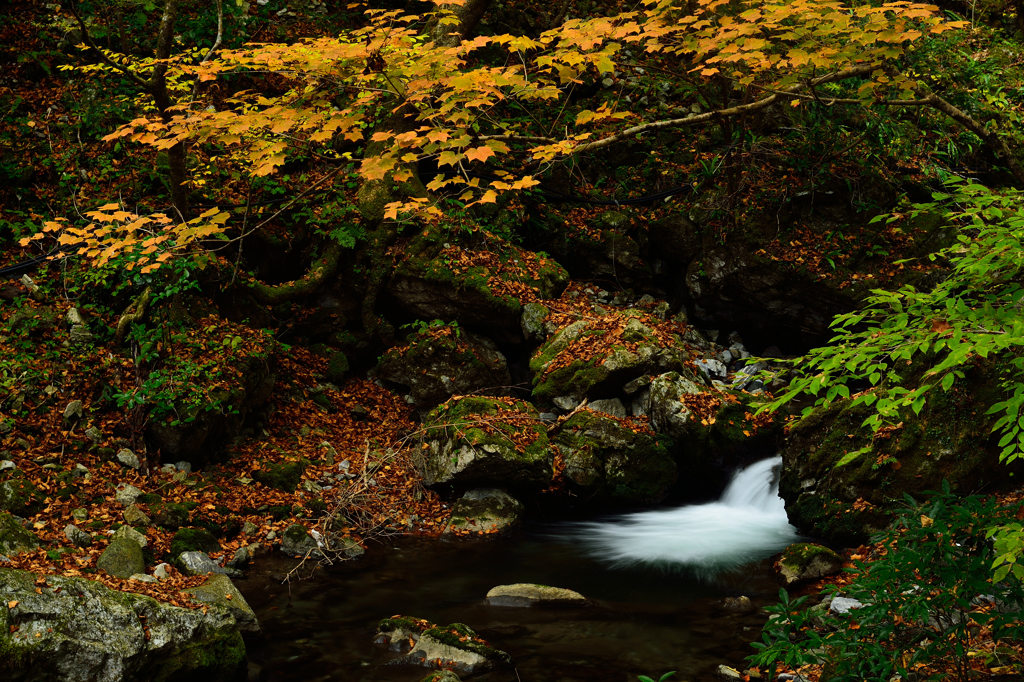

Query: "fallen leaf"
left=7, top=601, right=18, bottom=609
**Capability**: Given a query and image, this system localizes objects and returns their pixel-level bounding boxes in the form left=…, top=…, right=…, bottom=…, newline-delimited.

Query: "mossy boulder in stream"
left=551, top=410, right=677, bottom=505
left=376, top=328, right=511, bottom=413
left=419, top=397, right=552, bottom=491
left=374, top=617, right=511, bottom=673
left=774, top=542, right=844, bottom=586
left=0, top=567, right=248, bottom=681
left=442, top=488, right=523, bottom=537
left=780, top=360, right=1024, bottom=544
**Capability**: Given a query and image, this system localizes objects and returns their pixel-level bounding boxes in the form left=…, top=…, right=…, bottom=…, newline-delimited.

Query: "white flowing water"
left=569, top=456, right=798, bottom=576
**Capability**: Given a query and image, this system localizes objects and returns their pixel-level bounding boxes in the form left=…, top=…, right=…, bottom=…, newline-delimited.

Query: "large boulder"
left=0, top=512, right=39, bottom=556
left=374, top=618, right=512, bottom=674
left=376, top=328, right=511, bottom=413
left=419, top=397, right=553, bottom=491
left=442, top=488, right=523, bottom=537
left=96, top=537, right=145, bottom=579
left=0, top=469, right=45, bottom=516
left=0, top=568, right=247, bottom=681
left=551, top=410, right=677, bottom=505
left=529, top=310, right=691, bottom=408
left=183, top=574, right=260, bottom=634
left=779, top=360, right=1024, bottom=543
left=387, top=241, right=569, bottom=344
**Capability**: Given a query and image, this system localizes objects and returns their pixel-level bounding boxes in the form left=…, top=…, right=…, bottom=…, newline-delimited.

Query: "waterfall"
left=568, top=456, right=798, bottom=576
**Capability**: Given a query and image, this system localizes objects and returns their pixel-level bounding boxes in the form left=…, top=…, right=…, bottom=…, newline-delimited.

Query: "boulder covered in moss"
left=0, top=511, right=40, bottom=556
left=442, top=488, right=523, bottom=537
left=774, top=543, right=844, bottom=586
left=419, top=397, right=553, bottom=491
left=0, top=567, right=247, bottom=681
left=97, top=536, right=146, bottom=579
left=170, top=528, right=222, bottom=559
left=253, top=459, right=307, bottom=493
left=150, top=502, right=191, bottom=530
left=388, top=239, right=569, bottom=343
left=529, top=311, right=690, bottom=408
left=0, top=469, right=45, bottom=516
left=779, top=360, right=1024, bottom=544
left=551, top=410, right=677, bottom=505
left=184, top=573, right=260, bottom=634
left=376, top=329, right=511, bottom=413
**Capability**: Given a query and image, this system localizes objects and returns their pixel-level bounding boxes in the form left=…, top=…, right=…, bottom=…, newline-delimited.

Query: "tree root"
left=248, top=241, right=342, bottom=306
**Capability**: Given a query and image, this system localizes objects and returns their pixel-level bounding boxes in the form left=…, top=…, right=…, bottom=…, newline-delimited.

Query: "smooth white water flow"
left=569, top=456, right=798, bottom=576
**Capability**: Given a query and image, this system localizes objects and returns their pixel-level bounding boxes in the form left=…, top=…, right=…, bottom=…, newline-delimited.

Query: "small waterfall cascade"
left=568, top=456, right=798, bottom=576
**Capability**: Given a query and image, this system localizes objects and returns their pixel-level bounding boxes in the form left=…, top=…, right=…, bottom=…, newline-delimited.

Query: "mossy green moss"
left=253, top=459, right=308, bottom=493
left=169, top=528, right=221, bottom=558
left=422, top=624, right=512, bottom=664
left=378, top=616, right=429, bottom=634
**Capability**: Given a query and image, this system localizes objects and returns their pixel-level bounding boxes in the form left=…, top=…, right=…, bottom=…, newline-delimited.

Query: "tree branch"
left=67, top=0, right=150, bottom=89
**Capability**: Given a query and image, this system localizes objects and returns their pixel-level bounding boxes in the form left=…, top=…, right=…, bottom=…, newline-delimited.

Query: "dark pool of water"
left=238, top=526, right=780, bottom=682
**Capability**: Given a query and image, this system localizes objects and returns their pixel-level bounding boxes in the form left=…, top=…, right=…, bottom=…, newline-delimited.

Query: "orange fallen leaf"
left=7, top=601, right=18, bottom=609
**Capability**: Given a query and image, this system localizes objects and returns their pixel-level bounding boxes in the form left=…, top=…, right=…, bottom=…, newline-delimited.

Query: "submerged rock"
left=774, top=542, right=844, bottom=586
left=485, top=583, right=590, bottom=607
left=0, top=567, right=248, bottom=681
left=442, top=488, right=523, bottom=537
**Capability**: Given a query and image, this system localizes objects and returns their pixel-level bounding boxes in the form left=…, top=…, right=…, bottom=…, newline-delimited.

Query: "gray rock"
left=97, top=537, right=145, bottom=578
left=129, top=573, right=157, bottom=583
left=717, top=665, right=743, bottom=681
left=552, top=395, right=580, bottom=411
left=184, top=573, right=261, bottom=633
left=122, top=504, right=151, bottom=527
left=723, top=595, right=755, bottom=612
left=0, top=567, right=247, bottom=681
left=486, top=583, right=590, bottom=607
left=588, top=398, right=627, bottom=419
left=695, top=358, right=727, bottom=380
left=153, top=563, right=172, bottom=580
left=177, top=551, right=241, bottom=578
left=113, top=525, right=148, bottom=549
left=72, top=507, right=88, bottom=521
left=64, top=524, right=93, bottom=548
left=647, top=371, right=705, bottom=438
left=443, top=488, right=523, bottom=537
left=174, top=461, right=192, bottom=474
left=830, top=596, right=865, bottom=614
left=520, top=301, right=552, bottom=342
left=63, top=400, right=84, bottom=421
left=0, top=460, right=14, bottom=471
left=0, top=512, right=40, bottom=555
left=116, top=448, right=140, bottom=470
left=71, top=463, right=90, bottom=479
left=241, top=521, right=258, bottom=536
left=379, top=621, right=511, bottom=674
left=114, top=484, right=142, bottom=506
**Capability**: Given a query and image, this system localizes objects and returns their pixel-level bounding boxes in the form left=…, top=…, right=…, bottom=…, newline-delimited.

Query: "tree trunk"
left=429, top=0, right=491, bottom=47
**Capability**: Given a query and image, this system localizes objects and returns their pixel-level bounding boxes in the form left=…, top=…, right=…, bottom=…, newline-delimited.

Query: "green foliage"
left=765, top=177, right=1024, bottom=464
left=749, top=484, right=1024, bottom=682
left=638, top=672, right=676, bottom=682
left=401, top=318, right=462, bottom=338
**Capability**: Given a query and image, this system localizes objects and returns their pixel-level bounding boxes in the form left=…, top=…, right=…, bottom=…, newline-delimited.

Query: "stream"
left=240, top=457, right=798, bottom=682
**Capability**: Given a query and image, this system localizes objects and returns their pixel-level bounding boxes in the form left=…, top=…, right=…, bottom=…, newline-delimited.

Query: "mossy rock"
left=254, top=459, right=308, bottom=493
left=170, top=528, right=221, bottom=559
left=780, top=359, right=1024, bottom=543
left=774, top=542, right=843, bottom=586
left=419, top=396, right=552, bottom=490
left=150, top=502, right=190, bottom=530
left=0, top=470, right=45, bottom=516
left=325, top=351, right=349, bottom=383
left=552, top=410, right=677, bottom=505
left=529, top=313, right=688, bottom=405
left=376, top=329, right=511, bottom=412
left=0, top=512, right=40, bottom=556
left=96, top=536, right=145, bottom=579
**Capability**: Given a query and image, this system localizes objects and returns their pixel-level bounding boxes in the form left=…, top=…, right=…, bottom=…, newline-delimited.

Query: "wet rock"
left=722, top=595, right=755, bottom=612
left=176, top=551, right=242, bottom=578
left=97, top=537, right=145, bottom=579
left=421, top=671, right=462, bottom=682
left=552, top=410, right=676, bottom=505
left=376, top=618, right=512, bottom=674
left=376, top=330, right=511, bottom=414
left=647, top=371, right=706, bottom=439
left=485, top=583, right=590, bottom=607
left=280, top=523, right=322, bottom=558
left=442, top=488, right=523, bottom=537
left=716, top=665, right=744, bottom=681
left=775, top=543, right=844, bottom=586
left=184, top=573, right=261, bottom=633
left=419, top=397, right=553, bottom=490
left=0, top=512, right=40, bottom=555
left=0, top=567, right=247, bottom=681
left=520, top=302, right=553, bottom=343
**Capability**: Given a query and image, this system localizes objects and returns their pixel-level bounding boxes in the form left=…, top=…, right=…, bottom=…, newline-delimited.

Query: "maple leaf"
left=464, top=146, right=495, bottom=163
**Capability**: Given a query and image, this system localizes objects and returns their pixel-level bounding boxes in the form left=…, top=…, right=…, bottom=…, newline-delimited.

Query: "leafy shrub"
left=750, top=483, right=1024, bottom=682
